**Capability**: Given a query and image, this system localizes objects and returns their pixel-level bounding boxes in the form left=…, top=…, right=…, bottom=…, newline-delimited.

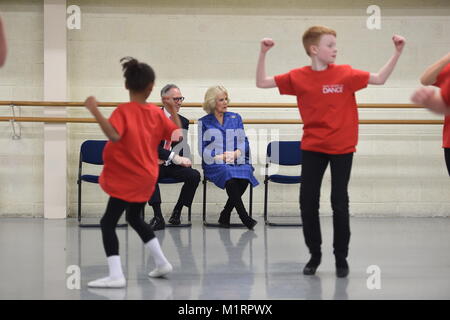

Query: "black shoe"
left=336, top=267, right=349, bottom=278
left=168, top=209, right=181, bottom=225
left=149, top=217, right=165, bottom=231
left=244, top=217, right=257, bottom=230
left=218, top=210, right=231, bottom=228
left=303, top=255, right=321, bottom=275
left=218, top=220, right=230, bottom=228
left=336, top=258, right=349, bottom=278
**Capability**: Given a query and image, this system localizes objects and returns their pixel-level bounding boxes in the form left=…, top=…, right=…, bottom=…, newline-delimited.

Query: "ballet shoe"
left=87, top=276, right=126, bottom=288
left=148, top=262, right=173, bottom=278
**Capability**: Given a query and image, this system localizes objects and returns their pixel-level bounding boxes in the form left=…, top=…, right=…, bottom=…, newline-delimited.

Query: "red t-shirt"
left=275, top=64, right=370, bottom=154
left=432, top=63, right=450, bottom=148
left=441, top=78, right=450, bottom=106
left=99, top=102, right=179, bottom=202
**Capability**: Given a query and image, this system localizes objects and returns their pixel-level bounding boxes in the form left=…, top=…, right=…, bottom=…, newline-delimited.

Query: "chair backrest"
left=80, top=140, right=107, bottom=165
left=267, top=141, right=302, bottom=165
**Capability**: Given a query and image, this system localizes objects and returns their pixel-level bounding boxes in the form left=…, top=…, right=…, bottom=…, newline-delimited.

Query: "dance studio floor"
left=0, top=216, right=449, bottom=300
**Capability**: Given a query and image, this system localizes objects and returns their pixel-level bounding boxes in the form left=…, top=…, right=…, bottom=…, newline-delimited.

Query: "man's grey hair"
left=160, top=84, right=179, bottom=97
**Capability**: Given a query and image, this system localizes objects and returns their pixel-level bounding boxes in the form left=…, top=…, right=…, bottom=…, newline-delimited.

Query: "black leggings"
left=300, top=150, right=353, bottom=259
left=100, top=197, right=155, bottom=257
left=445, top=148, right=450, bottom=176
left=224, top=178, right=249, bottom=215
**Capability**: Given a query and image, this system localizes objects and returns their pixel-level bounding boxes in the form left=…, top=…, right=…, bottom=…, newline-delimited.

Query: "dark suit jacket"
left=158, top=111, right=191, bottom=161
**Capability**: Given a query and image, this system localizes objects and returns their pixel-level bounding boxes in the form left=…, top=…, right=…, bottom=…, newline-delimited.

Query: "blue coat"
left=198, top=112, right=259, bottom=189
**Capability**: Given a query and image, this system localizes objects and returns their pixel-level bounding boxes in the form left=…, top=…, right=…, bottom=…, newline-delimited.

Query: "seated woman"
left=198, top=86, right=258, bottom=229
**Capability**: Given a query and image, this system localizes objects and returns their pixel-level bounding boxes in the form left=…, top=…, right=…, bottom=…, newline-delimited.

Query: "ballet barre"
left=0, top=101, right=430, bottom=108
left=0, top=101, right=442, bottom=125
left=0, top=117, right=444, bottom=125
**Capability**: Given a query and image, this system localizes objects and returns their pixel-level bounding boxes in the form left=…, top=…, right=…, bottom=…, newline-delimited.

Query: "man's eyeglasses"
left=172, top=97, right=185, bottom=102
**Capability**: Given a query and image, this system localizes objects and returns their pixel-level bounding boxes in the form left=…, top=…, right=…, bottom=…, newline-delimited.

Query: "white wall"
left=0, top=0, right=449, bottom=218
left=0, top=0, right=43, bottom=216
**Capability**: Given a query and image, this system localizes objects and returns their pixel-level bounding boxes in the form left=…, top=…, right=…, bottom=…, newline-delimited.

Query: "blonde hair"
left=202, top=85, right=229, bottom=114
left=302, top=25, right=337, bottom=57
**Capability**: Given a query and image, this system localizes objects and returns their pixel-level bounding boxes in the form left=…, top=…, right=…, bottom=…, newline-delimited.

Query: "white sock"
left=145, top=238, right=169, bottom=268
left=107, top=255, right=124, bottom=280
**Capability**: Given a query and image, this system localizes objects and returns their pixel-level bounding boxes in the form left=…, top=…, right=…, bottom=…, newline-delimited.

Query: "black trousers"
left=300, top=150, right=353, bottom=259
left=148, top=164, right=201, bottom=208
left=100, top=197, right=155, bottom=257
left=445, top=148, right=450, bottom=176
left=224, top=178, right=249, bottom=214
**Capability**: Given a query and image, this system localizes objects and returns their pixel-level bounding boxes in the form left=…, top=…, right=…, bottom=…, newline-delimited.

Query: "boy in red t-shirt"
left=256, top=26, right=405, bottom=278
left=0, top=17, right=7, bottom=67
left=411, top=52, right=450, bottom=175
left=84, top=57, right=181, bottom=288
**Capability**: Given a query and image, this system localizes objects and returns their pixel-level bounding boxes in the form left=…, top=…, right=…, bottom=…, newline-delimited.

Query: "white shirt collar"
left=163, top=107, right=171, bottom=118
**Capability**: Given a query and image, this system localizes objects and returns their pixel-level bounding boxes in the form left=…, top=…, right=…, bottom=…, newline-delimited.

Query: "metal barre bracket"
left=9, top=104, right=21, bottom=140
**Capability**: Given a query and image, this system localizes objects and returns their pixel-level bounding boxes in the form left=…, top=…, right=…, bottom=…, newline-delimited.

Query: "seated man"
left=149, top=84, right=201, bottom=230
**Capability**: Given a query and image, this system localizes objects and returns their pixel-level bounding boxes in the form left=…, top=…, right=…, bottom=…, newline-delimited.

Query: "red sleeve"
left=109, top=106, right=126, bottom=136
left=274, top=71, right=296, bottom=95
left=441, top=78, right=450, bottom=107
left=434, top=63, right=450, bottom=88
left=349, top=67, right=370, bottom=92
left=158, top=110, right=180, bottom=142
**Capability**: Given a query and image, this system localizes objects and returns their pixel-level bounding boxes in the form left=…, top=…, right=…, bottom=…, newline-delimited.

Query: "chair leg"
left=78, top=182, right=127, bottom=228
left=264, top=182, right=302, bottom=227
left=202, top=179, right=207, bottom=224
left=77, top=181, right=82, bottom=223
left=264, top=181, right=268, bottom=224
left=249, top=185, right=253, bottom=217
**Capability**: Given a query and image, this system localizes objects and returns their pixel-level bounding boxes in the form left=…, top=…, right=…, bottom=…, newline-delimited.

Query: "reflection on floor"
left=0, top=217, right=449, bottom=300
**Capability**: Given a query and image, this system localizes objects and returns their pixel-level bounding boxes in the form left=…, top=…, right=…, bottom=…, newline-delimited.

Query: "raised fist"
left=260, top=38, right=275, bottom=53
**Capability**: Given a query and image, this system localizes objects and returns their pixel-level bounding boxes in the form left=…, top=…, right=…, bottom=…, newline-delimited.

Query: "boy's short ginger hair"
left=302, top=26, right=337, bottom=56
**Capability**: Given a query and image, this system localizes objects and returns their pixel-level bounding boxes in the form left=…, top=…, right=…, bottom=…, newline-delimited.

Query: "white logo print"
left=322, top=84, right=344, bottom=94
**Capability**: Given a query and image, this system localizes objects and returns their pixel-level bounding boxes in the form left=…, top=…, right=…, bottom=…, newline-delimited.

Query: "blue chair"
left=156, top=177, right=192, bottom=227
left=264, top=141, right=303, bottom=227
left=77, top=140, right=127, bottom=228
